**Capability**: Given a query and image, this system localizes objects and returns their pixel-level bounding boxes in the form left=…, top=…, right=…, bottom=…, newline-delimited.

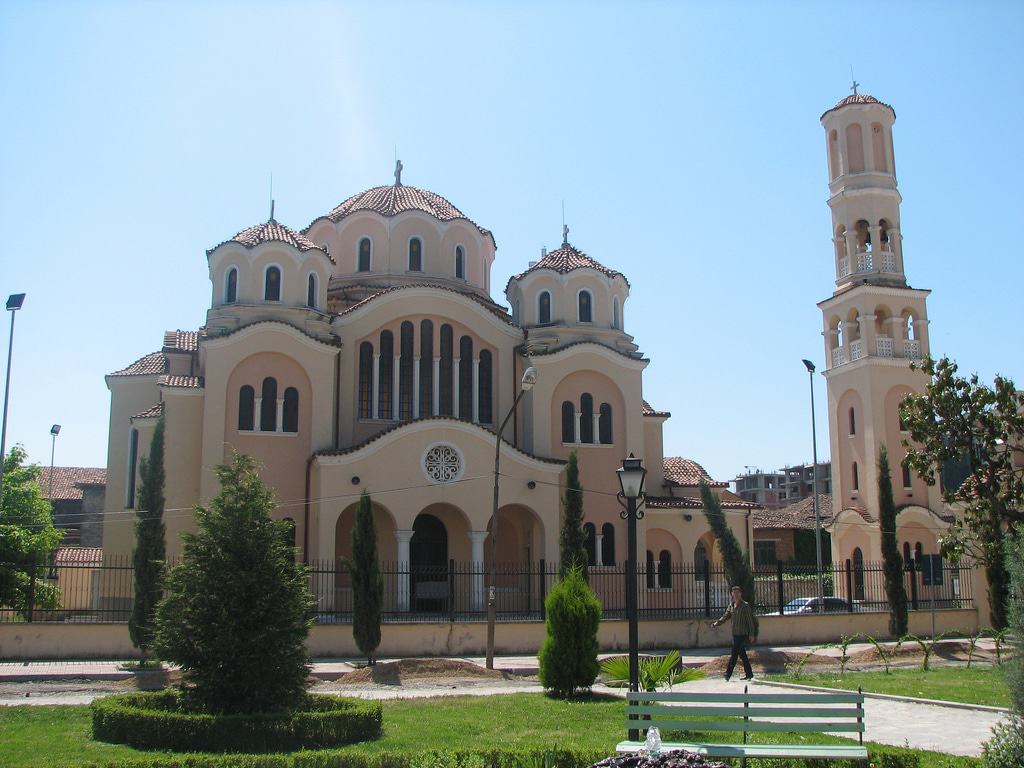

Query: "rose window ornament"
left=423, top=443, right=463, bottom=484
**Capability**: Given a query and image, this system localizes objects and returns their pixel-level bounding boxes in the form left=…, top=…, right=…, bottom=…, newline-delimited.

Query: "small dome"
left=208, top=218, right=327, bottom=258
left=821, top=93, right=895, bottom=121
left=506, top=243, right=627, bottom=290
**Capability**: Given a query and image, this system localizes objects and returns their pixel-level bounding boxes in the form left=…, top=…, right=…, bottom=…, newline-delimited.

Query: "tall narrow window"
left=358, top=342, right=373, bottom=419
left=126, top=428, right=139, bottom=508
left=478, top=349, right=493, bottom=424
left=580, top=393, right=594, bottom=443
left=358, top=238, right=371, bottom=272
left=455, top=245, right=465, bottom=279
left=852, top=461, right=859, bottom=490
left=539, top=291, right=551, bottom=324
left=378, top=331, right=394, bottom=419
left=903, top=541, right=911, bottom=564
left=613, top=296, right=620, bottom=329
left=419, top=320, right=434, bottom=417
left=598, top=403, right=613, bottom=444
left=561, top=401, right=575, bottom=443
left=238, top=385, right=255, bottom=430
left=408, top=237, right=422, bottom=271
left=914, top=542, right=923, bottom=563
left=225, top=267, right=238, bottom=303
left=853, top=547, right=865, bottom=600
left=646, top=550, right=656, bottom=589
left=658, top=550, right=672, bottom=588
left=695, top=541, right=709, bottom=576
left=282, top=387, right=299, bottom=432
left=849, top=407, right=856, bottom=435
left=458, top=336, right=473, bottom=420
left=578, top=290, right=592, bottom=323
left=902, top=462, right=913, bottom=488
left=601, top=522, right=615, bottom=566
left=584, top=523, right=596, bottom=567
left=264, top=266, right=281, bottom=301
left=439, top=324, right=453, bottom=415
left=260, top=377, right=278, bottom=431
left=399, top=322, right=414, bottom=420
left=306, top=273, right=317, bottom=308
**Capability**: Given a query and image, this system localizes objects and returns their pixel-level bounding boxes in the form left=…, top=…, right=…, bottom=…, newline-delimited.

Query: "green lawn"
left=765, top=665, right=1011, bottom=709
left=0, top=693, right=980, bottom=768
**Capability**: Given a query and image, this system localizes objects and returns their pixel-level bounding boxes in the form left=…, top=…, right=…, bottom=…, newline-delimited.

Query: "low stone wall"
left=0, top=607, right=978, bottom=660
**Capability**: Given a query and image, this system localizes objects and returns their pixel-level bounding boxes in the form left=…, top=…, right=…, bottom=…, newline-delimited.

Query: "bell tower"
left=817, top=90, right=943, bottom=558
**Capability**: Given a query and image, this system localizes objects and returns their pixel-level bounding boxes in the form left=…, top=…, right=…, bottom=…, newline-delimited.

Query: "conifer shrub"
left=538, top=566, right=601, bottom=697
left=348, top=490, right=383, bottom=665
left=699, top=481, right=756, bottom=626
left=877, top=446, right=908, bottom=638
left=129, top=414, right=166, bottom=662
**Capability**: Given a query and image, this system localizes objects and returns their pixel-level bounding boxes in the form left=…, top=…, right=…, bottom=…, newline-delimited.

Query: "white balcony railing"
left=880, top=251, right=897, bottom=273
left=838, top=257, right=851, bottom=278
left=850, top=339, right=865, bottom=361
left=839, top=247, right=898, bottom=280
left=831, top=347, right=845, bottom=368
left=905, top=339, right=922, bottom=359
left=876, top=336, right=894, bottom=358
left=856, top=252, right=873, bottom=273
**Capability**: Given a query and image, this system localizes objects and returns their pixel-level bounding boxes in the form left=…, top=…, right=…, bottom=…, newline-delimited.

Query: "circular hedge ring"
left=91, top=690, right=383, bottom=752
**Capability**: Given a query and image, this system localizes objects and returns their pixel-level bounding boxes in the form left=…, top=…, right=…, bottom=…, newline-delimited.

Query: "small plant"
left=900, top=631, right=950, bottom=672
left=965, top=629, right=983, bottom=669
left=788, top=643, right=830, bottom=679
left=986, top=627, right=1009, bottom=665
left=538, top=566, right=601, bottom=698
left=861, top=633, right=892, bottom=674
left=600, top=650, right=707, bottom=691
left=836, top=633, right=857, bottom=676
left=981, top=715, right=1024, bottom=768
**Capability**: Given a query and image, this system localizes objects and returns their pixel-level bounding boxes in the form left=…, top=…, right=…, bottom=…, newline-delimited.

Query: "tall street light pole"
left=0, top=293, right=27, bottom=503
left=486, top=365, right=538, bottom=669
left=617, top=453, right=647, bottom=741
left=802, top=359, right=825, bottom=613
left=48, top=424, right=62, bottom=499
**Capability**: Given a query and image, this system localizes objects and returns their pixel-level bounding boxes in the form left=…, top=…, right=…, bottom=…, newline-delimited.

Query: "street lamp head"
left=802, top=359, right=815, bottom=374
left=6, top=293, right=26, bottom=311
left=616, top=453, right=647, bottom=500
left=520, top=366, right=538, bottom=392
left=50, top=424, right=61, bottom=436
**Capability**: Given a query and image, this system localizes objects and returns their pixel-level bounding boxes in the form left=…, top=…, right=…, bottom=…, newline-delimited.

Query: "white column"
left=372, top=353, right=380, bottom=419
left=392, top=354, right=400, bottom=419
left=254, top=397, right=263, bottom=430
left=472, top=357, right=480, bottom=423
left=413, top=357, right=421, bottom=418
left=395, top=529, right=415, bottom=612
left=276, top=398, right=284, bottom=432
left=432, top=357, right=440, bottom=415
left=469, top=531, right=489, bottom=611
left=595, top=533, right=605, bottom=567
left=453, top=357, right=461, bottom=417
left=574, top=411, right=582, bottom=443
left=592, top=413, right=601, bottom=444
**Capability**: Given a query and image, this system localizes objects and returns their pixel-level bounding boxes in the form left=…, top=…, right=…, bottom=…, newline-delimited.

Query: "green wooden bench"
left=616, top=687, right=869, bottom=764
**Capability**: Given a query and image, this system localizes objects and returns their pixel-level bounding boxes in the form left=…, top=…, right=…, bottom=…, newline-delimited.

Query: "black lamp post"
left=616, top=453, right=647, bottom=740
left=48, top=424, right=61, bottom=499
left=802, top=359, right=825, bottom=613
left=0, top=293, right=26, bottom=502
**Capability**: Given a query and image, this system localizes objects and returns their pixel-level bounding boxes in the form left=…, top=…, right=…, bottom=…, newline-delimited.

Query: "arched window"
left=358, top=342, right=373, bottom=419
left=378, top=331, right=394, bottom=420
left=238, top=385, right=255, bottom=431
left=225, top=267, right=238, bottom=304
left=849, top=407, right=856, bottom=435
left=694, top=541, right=709, bottom=576
left=598, top=403, right=612, bottom=444
left=419, top=320, right=434, bottom=418
left=458, top=336, right=473, bottom=420
left=539, top=291, right=551, bottom=324
left=584, top=523, right=596, bottom=567
left=903, top=541, right=912, bottom=564
left=853, top=547, right=865, bottom=600
left=578, top=290, right=592, bottom=323
left=852, top=461, right=859, bottom=491
left=846, top=123, right=865, bottom=173
left=455, top=245, right=465, bottom=279
left=358, top=238, right=371, bottom=272
left=914, top=542, right=923, bottom=563
left=871, top=122, right=888, bottom=173
left=439, top=324, right=453, bottom=416
left=601, top=522, right=616, bottom=566
left=282, top=387, right=299, bottom=432
left=264, top=266, right=281, bottom=301
left=260, top=377, right=277, bottom=431
left=478, top=350, right=493, bottom=424
left=902, top=462, right=913, bottom=489
left=646, top=550, right=656, bottom=589
left=408, top=237, right=422, bottom=271
left=828, top=129, right=840, bottom=179
left=126, top=428, right=139, bottom=508
left=613, top=296, right=620, bottom=329
left=306, top=273, right=317, bottom=308
left=658, top=550, right=672, bottom=588
left=580, top=393, right=594, bottom=443
left=399, top=322, right=414, bottom=420
left=561, top=401, right=575, bottom=443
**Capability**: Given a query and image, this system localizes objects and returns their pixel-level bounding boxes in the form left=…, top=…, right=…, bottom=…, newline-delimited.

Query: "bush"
left=90, top=690, right=382, bottom=753
left=538, top=566, right=601, bottom=697
left=982, top=716, right=1024, bottom=768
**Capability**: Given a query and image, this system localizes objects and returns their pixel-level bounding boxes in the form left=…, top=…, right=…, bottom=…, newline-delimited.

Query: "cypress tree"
left=129, top=415, right=166, bottom=662
left=699, top=481, right=757, bottom=629
left=538, top=566, right=601, bottom=697
left=349, top=490, right=383, bottom=665
left=559, top=451, right=588, bottom=578
left=878, top=445, right=908, bottom=637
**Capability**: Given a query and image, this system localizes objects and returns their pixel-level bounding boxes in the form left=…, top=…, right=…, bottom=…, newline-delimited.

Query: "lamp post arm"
left=0, top=309, right=19, bottom=502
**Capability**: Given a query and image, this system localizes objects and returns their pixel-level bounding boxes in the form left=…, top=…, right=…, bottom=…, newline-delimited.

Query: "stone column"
left=857, top=314, right=877, bottom=359
left=453, top=357, right=461, bottom=418
left=574, top=411, right=582, bottom=443
left=395, top=529, right=415, bottom=612
left=432, top=357, right=441, bottom=415
left=392, top=354, right=401, bottom=420
left=472, top=358, right=480, bottom=423
left=469, top=531, right=489, bottom=611
left=845, top=229, right=859, bottom=270
left=276, top=398, right=284, bottom=432
left=840, top=320, right=857, bottom=363
left=254, top=397, right=263, bottom=430
left=372, top=353, right=380, bottom=419
left=592, top=412, right=601, bottom=444
left=595, top=533, right=605, bottom=567
left=413, top=357, right=421, bottom=418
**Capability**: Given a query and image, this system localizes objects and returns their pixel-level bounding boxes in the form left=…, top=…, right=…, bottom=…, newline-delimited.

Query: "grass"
left=766, top=665, right=1011, bottom=708
left=0, top=693, right=980, bottom=768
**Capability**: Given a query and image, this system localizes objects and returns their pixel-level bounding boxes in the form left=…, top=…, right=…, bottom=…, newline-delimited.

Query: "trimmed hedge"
left=90, top=690, right=382, bottom=753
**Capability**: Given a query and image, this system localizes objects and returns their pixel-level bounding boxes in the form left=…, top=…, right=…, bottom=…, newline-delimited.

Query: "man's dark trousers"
left=725, top=634, right=752, bottom=679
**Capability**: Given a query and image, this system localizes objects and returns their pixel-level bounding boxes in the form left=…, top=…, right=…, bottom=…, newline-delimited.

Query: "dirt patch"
left=700, top=649, right=805, bottom=674
left=846, top=640, right=992, bottom=666
left=336, top=658, right=507, bottom=686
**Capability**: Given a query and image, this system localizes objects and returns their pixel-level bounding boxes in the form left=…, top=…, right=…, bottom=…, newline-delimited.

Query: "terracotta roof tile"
left=131, top=402, right=165, bottom=420
left=53, top=546, right=103, bottom=565
left=337, top=284, right=518, bottom=328
left=662, top=457, right=729, bottom=488
left=507, top=243, right=628, bottom=287
left=208, top=219, right=334, bottom=262
left=158, top=375, right=204, bottom=389
left=754, top=494, right=835, bottom=529
left=108, top=351, right=167, bottom=377
left=646, top=495, right=758, bottom=511
left=309, top=184, right=492, bottom=240
left=821, top=93, right=895, bottom=120
left=163, top=330, right=200, bottom=353
left=37, top=467, right=107, bottom=501
left=642, top=400, right=671, bottom=418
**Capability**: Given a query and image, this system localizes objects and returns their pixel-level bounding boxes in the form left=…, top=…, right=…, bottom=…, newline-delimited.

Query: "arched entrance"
left=411, top=513, right=448, bottom=612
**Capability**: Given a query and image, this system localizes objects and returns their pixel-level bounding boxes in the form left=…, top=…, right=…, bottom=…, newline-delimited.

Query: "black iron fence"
left=1, top=555, right=974, bottom=624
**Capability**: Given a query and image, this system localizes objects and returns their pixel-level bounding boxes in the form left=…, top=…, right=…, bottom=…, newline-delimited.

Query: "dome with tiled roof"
left=506, top=243, right=628, bottom=288
left=207, top=217, right=329, bottom=259
left=821, top=93, right=895, bottom=121
left=662, top=457, right=728, bottom=488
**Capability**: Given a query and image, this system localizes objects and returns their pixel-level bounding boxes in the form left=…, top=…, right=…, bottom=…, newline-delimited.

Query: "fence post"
left=26, top=556, right=37, bottom=623
left=845, top=561, right=854, bottom=611
left=448, top=559, right=456, bottom=622
left=776, top=560, right=784, bottom=615
left=539, top=559, right=547, bottom=621
left=703, top=560, right=712, bottom=617
left=909, top=559, right=919, bottom=610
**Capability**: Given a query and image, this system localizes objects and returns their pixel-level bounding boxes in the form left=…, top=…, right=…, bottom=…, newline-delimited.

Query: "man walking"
left=710, top=586, right=757, bottom=681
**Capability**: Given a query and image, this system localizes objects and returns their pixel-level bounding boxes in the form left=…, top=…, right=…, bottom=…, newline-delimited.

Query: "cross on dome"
left=562, top=223, right=569, bottom=246
left=850, top=79, right=860, bottom=96
left=394, top=159, right=403, bottom=186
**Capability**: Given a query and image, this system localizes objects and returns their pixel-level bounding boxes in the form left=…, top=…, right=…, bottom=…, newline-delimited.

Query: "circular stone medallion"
left=422, top=442, right=464, bottom=484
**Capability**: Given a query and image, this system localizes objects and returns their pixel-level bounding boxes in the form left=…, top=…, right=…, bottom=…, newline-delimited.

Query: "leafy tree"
left=0, top=446, right=62, bottom=617
left=699, top=481, right=757, bottom=630
left=901, top=356, right=1023, bottom=628
left=154, top=453, right=313, bottom=713
left=348, top=490, right=382, bottom=665
left=538, top=566, right=601, bottom=697
left=559, top=451, right=587, bottom=578
left=1005, top=535, right=1024, bottom=715
left=877, top=445, right=908, bottom=637
left=129, top=415, right=166, bottom=662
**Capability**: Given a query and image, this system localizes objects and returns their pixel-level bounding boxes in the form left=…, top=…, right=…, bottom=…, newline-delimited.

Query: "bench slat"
left=629, top=691, right=863, bottom=704
left=616, top=741, right=869, bottom=759
left=624, top=719, right=864, bottom=733
left=628, top=704, right=864, bottom=719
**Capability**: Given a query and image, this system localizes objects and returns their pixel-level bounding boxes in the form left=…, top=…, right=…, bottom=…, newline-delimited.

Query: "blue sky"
left=1, top=1, right=1021, bottom=485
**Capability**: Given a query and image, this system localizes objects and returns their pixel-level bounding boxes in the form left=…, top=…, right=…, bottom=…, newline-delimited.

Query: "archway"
left=411, top=513, right=448, bottom=612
